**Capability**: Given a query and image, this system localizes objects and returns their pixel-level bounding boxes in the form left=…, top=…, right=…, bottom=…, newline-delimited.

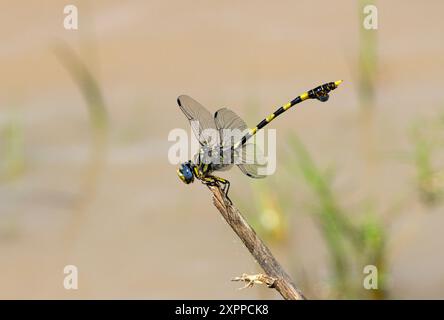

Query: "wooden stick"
left=208, top=185, right=306, bottom=300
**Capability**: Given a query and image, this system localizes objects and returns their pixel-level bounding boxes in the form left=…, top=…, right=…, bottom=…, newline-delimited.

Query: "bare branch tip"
left=231, top=273, right=277, bottom=290
left=207, top=182, right=305, bottom=300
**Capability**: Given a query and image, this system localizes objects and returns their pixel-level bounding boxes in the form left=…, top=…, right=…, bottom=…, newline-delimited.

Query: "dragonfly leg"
left=202, top=175, right=232, bottom=204
left=214, top=176, right=232, bottom=205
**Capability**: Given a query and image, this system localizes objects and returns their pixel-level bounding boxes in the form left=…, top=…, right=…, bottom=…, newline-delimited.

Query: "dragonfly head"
left=177, top=161, right=194, bottom=184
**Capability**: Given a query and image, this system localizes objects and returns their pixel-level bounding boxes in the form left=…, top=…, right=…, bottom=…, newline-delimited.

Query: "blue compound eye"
left=182, top=164, right=193, bottom=179
left=177, top=162, right=194, bottom=184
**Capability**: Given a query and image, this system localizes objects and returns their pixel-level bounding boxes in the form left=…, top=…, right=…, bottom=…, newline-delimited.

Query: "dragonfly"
left=176, top=80, right=343, bottom=203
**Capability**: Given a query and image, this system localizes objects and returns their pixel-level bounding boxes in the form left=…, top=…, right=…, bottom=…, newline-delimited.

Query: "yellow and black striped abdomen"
left=237, top=80, right=342, bottom=147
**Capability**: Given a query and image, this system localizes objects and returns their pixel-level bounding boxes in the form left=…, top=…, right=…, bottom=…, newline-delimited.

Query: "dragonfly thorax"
left=196, top=145, right=219, bottom=165
left=196, top=145, right=235, bottom=170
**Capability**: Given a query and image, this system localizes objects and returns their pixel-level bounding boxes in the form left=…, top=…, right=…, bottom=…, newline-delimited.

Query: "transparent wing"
left=177, top=95, right=219, bottom=146
left=212, top=163, right=234, bottom=172
left=234, top=141, right=268, bottom=178
left=214, top=108, right=268, bottom=178
left=214, top=108, right=248, bottom=148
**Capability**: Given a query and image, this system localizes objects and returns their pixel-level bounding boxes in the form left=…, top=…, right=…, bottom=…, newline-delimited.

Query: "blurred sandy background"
left=1, top=0, right=444, bottom=299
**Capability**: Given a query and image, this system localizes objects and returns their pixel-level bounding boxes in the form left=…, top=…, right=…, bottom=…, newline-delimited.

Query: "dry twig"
left=208, top=185, right=306, bottom=300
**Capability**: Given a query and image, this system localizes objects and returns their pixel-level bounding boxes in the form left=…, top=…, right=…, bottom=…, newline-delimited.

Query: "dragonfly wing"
left=212, top=163, right=234, bottom=172
left=214, top=107, right=267, bottom=178
left=177, top=95, right=219, bottom=147
left=214, top=108, right=248, bottom=148
left=235, top=142, right=268, bottom=178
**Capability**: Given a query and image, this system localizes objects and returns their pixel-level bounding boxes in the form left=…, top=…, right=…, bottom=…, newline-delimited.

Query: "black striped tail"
left=236, top=80, right=342, bottom=148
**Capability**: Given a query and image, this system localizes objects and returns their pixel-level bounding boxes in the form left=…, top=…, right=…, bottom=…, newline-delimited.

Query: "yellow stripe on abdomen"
left=265, top=113, right=275, bottom=122
left=282, top=102, right=292, bottom=110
